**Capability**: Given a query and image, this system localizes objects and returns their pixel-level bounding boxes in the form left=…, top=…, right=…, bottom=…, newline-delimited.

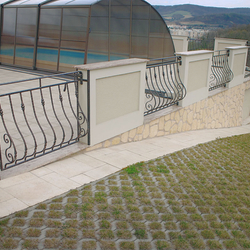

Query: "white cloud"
left=149, top=0, right=169, bottom=5
left=146, top=0, right=250, bottom=8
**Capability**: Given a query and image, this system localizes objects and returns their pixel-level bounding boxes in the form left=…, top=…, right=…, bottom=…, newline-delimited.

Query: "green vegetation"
left=0, top=133, right=250, bottom=249
left=124, top=162, right=144, bottom=174
left=155, top=4, right=250, bottom=28
left=185, top=13, right=250, bottom=28
left=204, top=24, right=250, bottom=43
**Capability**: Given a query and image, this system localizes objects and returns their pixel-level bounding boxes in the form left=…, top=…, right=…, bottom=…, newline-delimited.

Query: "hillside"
left=184, top=13, right=250, bottom=27
left=204, top=24, right=250, bottom=42
left=154, top=4, right=250, bottom=17
left=154, top=4, right=250, bottom=28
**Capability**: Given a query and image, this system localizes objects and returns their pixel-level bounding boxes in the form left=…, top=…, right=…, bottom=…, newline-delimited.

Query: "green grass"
left=82, top=229, right=95, bottom=238
left=99, top=220, right=111, bottom=229
left=7, top=227, right=22, bottom=237
left=44, top=239, right=60, bottom=249
left=45, top=228, right=60, bottom=237
left=125, top=162, right=144, bottom=174
left=62, top=228, right=78, bottom=238
left=26, top=228, right=41, bottom=237
left=139, top=241, right=152, bottom=250
left=119, top=241, right=135, bottom=250
left=1, top=133, right=250, bottom=249
left=155, top=240, right=171, bottom=250
left=135, top=229, right=147, bottom=239
left=61, top=239, right=77, bottom=249
left=99, top=229, right=114, bottom=239
left=22, top=239, right=38, bottom=249
left=82, top=240, right=97, bottom=250
left=116, top=229, right=132, bottom=239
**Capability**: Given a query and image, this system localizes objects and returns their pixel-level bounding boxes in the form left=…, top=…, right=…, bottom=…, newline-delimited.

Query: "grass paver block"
left=0, top=133, right=250, bottom=249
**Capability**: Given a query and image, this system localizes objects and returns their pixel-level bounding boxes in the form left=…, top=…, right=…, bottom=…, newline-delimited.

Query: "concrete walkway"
left=1, top=124, right=250, bottom=219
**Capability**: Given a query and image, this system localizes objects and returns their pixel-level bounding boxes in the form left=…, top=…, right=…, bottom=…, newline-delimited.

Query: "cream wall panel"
left=172, top=35, right=188, bottom=52
left=77, top=58, right=148, bottom=146
left=187, top=59, right=209, bottom=92
left=218, top=42, right=241, bottom=51
left=173, top=40, right=183, bottom=52
left=96, top=72, right=140, bottom=124
left=233, top=53, right=246, bottom=77
left=214, top=37, right=247, bottom=51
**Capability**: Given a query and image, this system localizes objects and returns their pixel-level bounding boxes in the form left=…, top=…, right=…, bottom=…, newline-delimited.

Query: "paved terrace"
left=0, top=66, right=81, bottom=169
left=1, top=66, right=250, bottom=249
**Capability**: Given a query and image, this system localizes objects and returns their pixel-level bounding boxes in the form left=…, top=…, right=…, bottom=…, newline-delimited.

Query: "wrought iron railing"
left=245, top=41, right=250, bottom=78
left=209, top=50, right=234, bottom=91
left=0, top=71, right=88, bottom=171
left=145, top=56, right=186, bottom=116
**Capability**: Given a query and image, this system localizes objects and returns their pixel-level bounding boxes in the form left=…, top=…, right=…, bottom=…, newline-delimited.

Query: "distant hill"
left=154, top=4, right=250, bottom=28
left=154, top=4, right=250, bottom=17
left=184, top=13, right=250, bottom=27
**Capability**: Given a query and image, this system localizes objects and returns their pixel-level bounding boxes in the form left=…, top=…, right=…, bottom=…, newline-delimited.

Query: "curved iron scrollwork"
left=0, top=71, right=88, bottom=171
left=0, top=105, right=17, bottom=169
left=144, top=56, right=186, bottom=116
left=209, top=50, right=234, bottom=91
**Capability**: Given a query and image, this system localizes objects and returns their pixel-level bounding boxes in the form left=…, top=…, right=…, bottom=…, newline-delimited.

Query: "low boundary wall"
left=85, top=78, right=250, bottom=151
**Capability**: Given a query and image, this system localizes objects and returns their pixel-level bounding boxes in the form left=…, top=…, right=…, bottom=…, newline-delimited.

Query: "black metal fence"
left=245, top=41, right=250, bottom=78
left=188, top=38, right=214, bottom=51
left=0, top=71, right=88, bottom=171
left=144, top=56, right=186, bottom=116
left=209, top=50, right=234, bottom=91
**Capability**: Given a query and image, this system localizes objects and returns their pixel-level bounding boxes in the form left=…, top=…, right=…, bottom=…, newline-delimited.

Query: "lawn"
left=0, top=133, right=250, bottom=249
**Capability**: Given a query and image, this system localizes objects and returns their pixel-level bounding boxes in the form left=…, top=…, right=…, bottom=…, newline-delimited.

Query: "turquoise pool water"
left=0, top=47, right=127, bottom=64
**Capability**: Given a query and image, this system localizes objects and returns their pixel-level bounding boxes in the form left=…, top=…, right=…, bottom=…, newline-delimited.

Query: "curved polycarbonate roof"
left=0, top=0, right=14, bottom=5
left=6, top=0, right=52, bottom=6
left=0, top=0, right=175, bottom=72
left=44, top=0, right=98, bottom=6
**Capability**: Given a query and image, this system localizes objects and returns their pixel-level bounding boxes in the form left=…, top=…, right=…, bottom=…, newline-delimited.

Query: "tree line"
left=188, top=24, right=250, bottom=51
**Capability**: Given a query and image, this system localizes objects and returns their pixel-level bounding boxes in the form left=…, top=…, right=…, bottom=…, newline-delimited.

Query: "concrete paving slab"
left=69, top=174, right=95, bottom=185
left=91, top=150, right=149, bottom=169
left=0, top=188, right=14, bottom=203
left=85, top=164, right=120, bottom=180
left=30, top=166, right=53, bottom=177
left=45, top=158, right=93, bottom=178
left=71, top=154, right=106, bottom=168
left=4, top=178, right=63, bottom=206
left=40, top=172, right=80, bottom=191
left=0, top=198, right=28, bottom=217
left=0, top=124, right=250, bottom=219
left=0, top=172, right=36, bottom=189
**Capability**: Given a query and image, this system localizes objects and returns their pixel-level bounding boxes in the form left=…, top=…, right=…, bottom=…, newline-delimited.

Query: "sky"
left=146, top=0, right=250, bottom=8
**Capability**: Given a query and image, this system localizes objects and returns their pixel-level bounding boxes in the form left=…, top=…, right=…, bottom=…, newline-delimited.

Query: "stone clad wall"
left=85, top=79, right=250, bottom=151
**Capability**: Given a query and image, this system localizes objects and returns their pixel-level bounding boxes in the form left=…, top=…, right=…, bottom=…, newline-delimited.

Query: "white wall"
left=172, top=35, right=189, bottom=52
left=226, top=46, right=248, bottom=88
left=75, top=58, right=148, bottom=146
left=176, top=50, right=213, bottom=107
left=214, top=37, right=247, bottom=51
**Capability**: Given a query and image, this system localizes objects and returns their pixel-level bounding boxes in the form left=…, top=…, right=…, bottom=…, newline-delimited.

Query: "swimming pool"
left=0, top=46, right=127, bottom=66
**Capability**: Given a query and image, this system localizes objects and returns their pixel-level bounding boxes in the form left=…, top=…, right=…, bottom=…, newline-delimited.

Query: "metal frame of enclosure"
left=0, top=0, right=175, bottom=72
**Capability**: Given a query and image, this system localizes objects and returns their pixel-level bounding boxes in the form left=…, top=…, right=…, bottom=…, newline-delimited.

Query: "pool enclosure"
left=0, top=0, right=175, bottom=72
